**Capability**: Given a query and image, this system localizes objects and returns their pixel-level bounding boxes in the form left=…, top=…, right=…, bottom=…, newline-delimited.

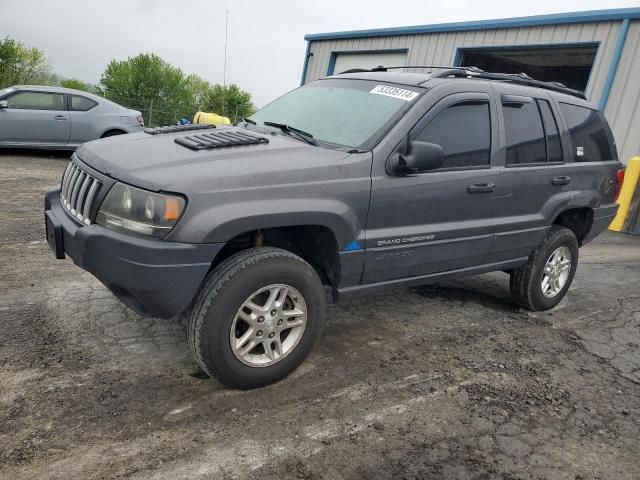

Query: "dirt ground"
left=1, top=151, right=639, bottom=480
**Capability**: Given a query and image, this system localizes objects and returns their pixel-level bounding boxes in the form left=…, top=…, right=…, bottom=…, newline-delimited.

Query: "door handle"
left=552, top=176, right=571, bottom=186
left=53, top=115, right=67, bottom=120
left=467, top=182, right=496, bottom=193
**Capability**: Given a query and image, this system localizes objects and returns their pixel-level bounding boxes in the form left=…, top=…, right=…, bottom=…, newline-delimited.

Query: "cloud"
left=1, top=0, right=635, bottom=107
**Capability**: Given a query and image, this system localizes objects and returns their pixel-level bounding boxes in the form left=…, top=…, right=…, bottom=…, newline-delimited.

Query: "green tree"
left=60, top=78, right=92, bottom=92
left=203, top=83, right=256, bottom=122
left=0, top=37, right=52, bottom=88
left=184, top=74, right=214, bottom=115
left=96, top=53, right=190, bottom=127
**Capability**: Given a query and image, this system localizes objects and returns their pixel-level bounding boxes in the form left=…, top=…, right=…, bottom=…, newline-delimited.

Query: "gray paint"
left=44, top=73, right=622, bottom=319
left=0, top=85, right=143, bottom=149
left=304, top=20, right=640, bottom=163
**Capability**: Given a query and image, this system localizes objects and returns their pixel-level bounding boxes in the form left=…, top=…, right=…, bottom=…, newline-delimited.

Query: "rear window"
left=559, top=103, right=616, bottom=162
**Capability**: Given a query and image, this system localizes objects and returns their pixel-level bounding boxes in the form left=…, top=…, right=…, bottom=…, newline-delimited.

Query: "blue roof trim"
left=304, top=8, right=640, bottom=41
left=599, top=18, right=631, bottom=111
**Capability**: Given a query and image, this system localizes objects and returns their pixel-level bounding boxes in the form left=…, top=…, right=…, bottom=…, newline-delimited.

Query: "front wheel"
left=188, top=247, right=326, bottom=389
left=510, top=226, right=579, bottom=311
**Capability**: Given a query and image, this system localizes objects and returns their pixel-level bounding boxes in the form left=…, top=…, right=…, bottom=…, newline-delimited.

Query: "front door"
left=364, top=88, right=500, bottom=284
left=0, top=90, right=70, bottom=146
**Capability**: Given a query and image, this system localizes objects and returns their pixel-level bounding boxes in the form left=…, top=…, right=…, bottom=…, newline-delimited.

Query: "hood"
left=76, top=126, right=351, bottom=193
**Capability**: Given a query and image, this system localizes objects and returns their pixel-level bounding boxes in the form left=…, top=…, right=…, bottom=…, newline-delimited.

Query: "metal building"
left=301, top=8, right=640, bottom=164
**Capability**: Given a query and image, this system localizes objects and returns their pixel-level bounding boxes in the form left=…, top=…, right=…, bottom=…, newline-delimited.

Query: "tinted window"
left=537, top=100, right=563, bottom=163
left=560, top=103, right=616, bottom=162
left=7, top=91, right=64, bottom=110
left=414, top=101, right=491, bottom=168
left=503, top=99, right=546, bottom=165
left=70, top=95, right=97, bottom=112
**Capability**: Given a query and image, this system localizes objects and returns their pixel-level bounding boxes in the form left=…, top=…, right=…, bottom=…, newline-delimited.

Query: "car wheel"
left=188, top=247, right=326, bottom=389
left=510, top=226, right=578, bottom=311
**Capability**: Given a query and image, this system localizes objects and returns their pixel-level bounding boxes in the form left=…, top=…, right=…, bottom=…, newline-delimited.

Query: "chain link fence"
left=99, top=93, right=198, bottom=127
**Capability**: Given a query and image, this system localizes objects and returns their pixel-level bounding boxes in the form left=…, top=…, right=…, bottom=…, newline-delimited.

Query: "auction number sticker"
left=370, top=85, right=419, bottom=101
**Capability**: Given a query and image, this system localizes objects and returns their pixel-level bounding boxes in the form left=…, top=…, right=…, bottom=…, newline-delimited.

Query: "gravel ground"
left=1, top=150, right=639, bottom=480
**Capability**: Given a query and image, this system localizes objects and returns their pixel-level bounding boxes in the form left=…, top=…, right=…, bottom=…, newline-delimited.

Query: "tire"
left=510, top=226, right=579, bottom=311
left=188, top=247, right=326, bottom=389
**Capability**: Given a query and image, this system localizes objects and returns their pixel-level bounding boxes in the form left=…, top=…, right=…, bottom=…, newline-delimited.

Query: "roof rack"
left=432, top=68, right=586, bottom=99
left=338, top=65, right=586, bottom=99
left=339, top=65, right=482, bottom=74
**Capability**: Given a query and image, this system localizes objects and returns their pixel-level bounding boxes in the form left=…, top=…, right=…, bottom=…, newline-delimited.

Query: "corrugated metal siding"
left=304, top=20, right=640, bottom=160
left=604, top=20, right=640, bottom=163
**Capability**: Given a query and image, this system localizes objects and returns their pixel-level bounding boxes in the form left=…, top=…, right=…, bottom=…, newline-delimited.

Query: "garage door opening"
left=459, top=45, right=598, bottom=92
left=329, top=51, right=408, bottom=75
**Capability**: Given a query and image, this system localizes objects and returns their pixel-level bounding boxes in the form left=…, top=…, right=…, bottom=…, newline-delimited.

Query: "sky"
left=1, top=0, right=637, bottom=107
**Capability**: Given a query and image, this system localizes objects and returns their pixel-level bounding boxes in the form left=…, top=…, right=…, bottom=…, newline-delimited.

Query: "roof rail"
left=432, top=68, right=586, bottom=99
left=339, top=65, right=483, bottom=74
left=337, top=65, right=586, bottom=99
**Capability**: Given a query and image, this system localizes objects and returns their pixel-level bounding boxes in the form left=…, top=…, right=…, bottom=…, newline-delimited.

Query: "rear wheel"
left=188, top=247, right=326, bottom=389
left=510, top=226, right=578, bottom=311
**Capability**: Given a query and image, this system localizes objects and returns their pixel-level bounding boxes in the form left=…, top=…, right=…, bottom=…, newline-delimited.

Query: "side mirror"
left=389, top=140, right=444, bottom=175
left=0, top=100, right=8, bottom=109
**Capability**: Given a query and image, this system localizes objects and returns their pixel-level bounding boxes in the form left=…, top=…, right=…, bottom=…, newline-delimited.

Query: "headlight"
left=96, top=183, right=185, bottom=238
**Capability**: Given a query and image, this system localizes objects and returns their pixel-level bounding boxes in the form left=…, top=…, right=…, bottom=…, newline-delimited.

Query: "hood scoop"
left=174, top=130, right=269, bottom=151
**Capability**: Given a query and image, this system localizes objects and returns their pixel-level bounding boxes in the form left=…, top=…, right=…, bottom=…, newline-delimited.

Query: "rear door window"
left=559, top=103, right=616, bottom=162
left=502, top=98, right=546, bottom=165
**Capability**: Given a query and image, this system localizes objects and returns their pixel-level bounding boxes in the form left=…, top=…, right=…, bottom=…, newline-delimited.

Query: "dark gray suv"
left=44, top=68, right=623, bottom=388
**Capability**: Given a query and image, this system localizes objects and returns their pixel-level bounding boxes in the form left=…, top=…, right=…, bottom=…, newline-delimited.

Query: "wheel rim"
left=230, top=284, right=307, bottom=367
left=540, top=246, right=572, bottom=298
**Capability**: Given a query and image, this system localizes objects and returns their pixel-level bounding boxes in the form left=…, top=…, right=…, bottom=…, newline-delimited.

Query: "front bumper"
left=44, top=186, right=224, bottom=318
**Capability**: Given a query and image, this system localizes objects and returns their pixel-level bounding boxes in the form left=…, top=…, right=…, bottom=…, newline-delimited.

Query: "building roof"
left=304, top=7, right=640, bottom=42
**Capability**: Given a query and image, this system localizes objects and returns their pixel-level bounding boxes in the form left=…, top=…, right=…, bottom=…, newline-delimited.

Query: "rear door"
left=487, top=85, right=574, bottom=263
left=0, top=90, right=70, bottom=146
left=364, top=83, right=500, bottom=284
left=67, top=94, right=100, bottom=144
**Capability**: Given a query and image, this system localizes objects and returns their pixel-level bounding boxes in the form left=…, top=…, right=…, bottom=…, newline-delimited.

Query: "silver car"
left=0, top=85, right=144, bottom=149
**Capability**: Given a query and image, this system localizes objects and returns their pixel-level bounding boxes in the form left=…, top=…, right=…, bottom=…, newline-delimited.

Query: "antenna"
left=222, top=9, right=229, bottom=115
left=223, top=10, right=229, bottom=87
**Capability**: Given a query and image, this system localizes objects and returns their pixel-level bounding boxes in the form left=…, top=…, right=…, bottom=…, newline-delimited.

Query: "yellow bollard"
left=609, top=156, right=640, bottom=232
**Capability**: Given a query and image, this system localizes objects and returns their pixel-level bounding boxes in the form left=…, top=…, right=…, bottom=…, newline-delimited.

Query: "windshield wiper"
left=243, top=117, right=256, bottom=125
left=263, top=121, right=317, bottom=146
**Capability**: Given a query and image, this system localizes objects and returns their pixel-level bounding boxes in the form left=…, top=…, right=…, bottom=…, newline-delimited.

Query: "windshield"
left=249, top=79, right=423, bottom=150
left=0, top=87, right=16, bottom=99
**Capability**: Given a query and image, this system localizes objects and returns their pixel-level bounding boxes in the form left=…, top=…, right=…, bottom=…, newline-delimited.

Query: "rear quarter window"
left=559, top=103, right=617, bottom=162
left=70, top=95, right=98, bottom=112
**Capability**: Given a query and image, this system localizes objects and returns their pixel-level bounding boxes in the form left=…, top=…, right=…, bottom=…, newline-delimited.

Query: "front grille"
left=60, top=161, right=102, bottom=225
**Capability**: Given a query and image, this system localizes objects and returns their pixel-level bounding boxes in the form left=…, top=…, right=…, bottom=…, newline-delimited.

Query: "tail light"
left=614, top=168, right=625, bottom=202
left=137, top=115, right=144, bottom=127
